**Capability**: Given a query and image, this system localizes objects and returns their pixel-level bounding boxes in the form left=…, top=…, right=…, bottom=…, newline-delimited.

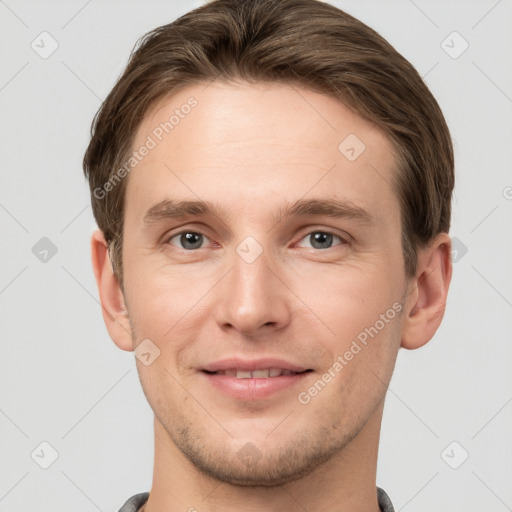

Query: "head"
left=86, top=0, right=453, bottom=487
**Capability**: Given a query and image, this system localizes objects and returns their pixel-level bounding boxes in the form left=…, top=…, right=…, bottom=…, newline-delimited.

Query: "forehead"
left=126, top=80, right=399, bottom=225
left=135, top=79, right=394, bottom=157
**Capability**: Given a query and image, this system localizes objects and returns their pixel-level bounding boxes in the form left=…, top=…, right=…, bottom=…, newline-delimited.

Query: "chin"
left=169, top=421, right=354, bottom=488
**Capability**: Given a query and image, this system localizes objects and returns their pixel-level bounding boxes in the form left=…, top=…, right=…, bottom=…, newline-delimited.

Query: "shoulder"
left=117, top=492, right=149, bottom=512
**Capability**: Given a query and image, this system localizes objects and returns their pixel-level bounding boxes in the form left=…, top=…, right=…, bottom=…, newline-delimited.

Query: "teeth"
left=252, top=369, right=270, bottom=378
left=213, top=368, right=299, bottom=378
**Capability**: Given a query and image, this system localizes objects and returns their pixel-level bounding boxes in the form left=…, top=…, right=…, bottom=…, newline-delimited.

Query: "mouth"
left=200, top=359, right=314, bottom=400
left=202, top=368, right=313, bottom=378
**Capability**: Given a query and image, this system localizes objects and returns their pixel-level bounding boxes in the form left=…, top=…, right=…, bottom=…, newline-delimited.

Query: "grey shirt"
left=118, top=487, right=395, bottom=512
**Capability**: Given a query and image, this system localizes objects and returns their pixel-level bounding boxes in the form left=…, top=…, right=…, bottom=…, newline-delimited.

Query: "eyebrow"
left=143, top=198, right=372, bottom=227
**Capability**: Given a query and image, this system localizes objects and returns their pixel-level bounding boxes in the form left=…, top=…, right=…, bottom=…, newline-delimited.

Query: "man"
left=84, top=0, right=453, bottom=510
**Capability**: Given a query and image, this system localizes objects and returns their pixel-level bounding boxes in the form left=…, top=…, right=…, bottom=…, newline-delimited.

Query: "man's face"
left=121, top=81, right=409, bottom=485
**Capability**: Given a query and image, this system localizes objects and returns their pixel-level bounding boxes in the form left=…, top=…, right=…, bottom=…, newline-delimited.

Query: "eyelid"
left=165, top=226, right=350, bottom=251
left=162, top=220, right=215, bottom=242
left=294, top=228, right=350, bottom=249
left=166, top=230, right=215, bottom=249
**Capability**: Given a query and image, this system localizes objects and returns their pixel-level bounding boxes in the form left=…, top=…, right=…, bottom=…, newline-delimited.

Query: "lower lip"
left=200, top=371, right=311, bottom=400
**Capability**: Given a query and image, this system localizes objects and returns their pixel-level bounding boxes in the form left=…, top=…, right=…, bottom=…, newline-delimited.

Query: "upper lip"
left=202, top=357, right=310, bottom=373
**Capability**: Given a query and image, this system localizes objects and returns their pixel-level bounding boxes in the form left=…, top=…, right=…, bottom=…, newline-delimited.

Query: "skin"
left=91, top=81, right=452, bottom=512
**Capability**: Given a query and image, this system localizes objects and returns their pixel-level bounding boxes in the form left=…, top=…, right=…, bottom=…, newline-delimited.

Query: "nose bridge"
left=216, top=236, right=289, bottom=334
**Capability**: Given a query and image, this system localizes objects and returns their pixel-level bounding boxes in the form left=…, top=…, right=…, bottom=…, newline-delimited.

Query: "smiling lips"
left=205, top=368, right=304, bottom=378
left=201, top=357, right=313, bottom=400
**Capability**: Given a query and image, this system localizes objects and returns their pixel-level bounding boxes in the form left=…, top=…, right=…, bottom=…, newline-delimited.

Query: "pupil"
left=311, top=232, right=332, bottom=249
left=179, top=232, right=333, bottom=250
left=181, top=232, right=202, bottom=249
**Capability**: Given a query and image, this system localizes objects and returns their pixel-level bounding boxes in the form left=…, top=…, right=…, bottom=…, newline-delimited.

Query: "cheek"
left=124, top=264, right=213, bottom=382
left=301, top=303, right=402, bottom=426
left=291, top=261, right=404, bottom=398
left=124, top=260, right=206, bottom=335
left=135, top=359, right=183, bottom=431
left=291, top=260, right=403, bottom=337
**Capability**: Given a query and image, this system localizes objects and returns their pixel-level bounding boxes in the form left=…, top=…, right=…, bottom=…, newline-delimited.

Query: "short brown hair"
left=83, top=0, right=454, bottom=285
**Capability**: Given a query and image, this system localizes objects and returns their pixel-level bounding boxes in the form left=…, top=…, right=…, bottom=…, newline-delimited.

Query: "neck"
left=142, top=402, right=384, bottom=512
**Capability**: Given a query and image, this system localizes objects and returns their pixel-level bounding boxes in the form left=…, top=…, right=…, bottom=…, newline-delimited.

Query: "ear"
left=401, top=233, right=453, bottom=350
left=91, top=230, right=134, bottom=352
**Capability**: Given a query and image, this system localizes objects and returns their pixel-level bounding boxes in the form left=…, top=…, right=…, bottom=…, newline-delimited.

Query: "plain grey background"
left=1, top=0, right=511, bottom=510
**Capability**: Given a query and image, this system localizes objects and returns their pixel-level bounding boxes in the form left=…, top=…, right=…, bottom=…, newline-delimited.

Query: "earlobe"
left=401, top=233, right=453, bottom=350
left=91, top=230, right=134, bottom=352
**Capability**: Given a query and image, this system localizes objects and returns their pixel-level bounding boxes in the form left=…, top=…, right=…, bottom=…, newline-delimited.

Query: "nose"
left=214, top=243, right=291, bottom=337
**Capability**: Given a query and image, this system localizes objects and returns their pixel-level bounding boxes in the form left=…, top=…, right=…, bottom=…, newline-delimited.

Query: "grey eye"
left=298, top=231, right=343, bottom=249
left=169, top=232, right=206, bottom=250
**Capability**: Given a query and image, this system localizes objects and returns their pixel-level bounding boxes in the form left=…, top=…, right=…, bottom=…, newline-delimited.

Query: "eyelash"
left=166, top=229, right=349, bottom=251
